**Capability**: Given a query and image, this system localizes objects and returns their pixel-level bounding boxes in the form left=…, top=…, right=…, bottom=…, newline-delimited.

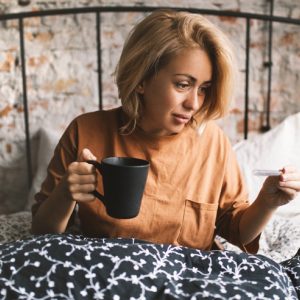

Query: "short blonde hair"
left=115, top=9, right=237, bottom=133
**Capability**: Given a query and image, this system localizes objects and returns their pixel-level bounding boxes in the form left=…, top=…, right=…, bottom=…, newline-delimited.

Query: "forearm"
left=239, top=194, right=277, bottom=245
left=31, top=178, right=76, bottom=235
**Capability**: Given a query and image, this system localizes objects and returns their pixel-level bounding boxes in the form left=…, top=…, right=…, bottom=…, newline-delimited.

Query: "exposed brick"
left=0, top=52, right=14, bottom=72
left=237, top=117, right=261, bottom=133
left=218, top=15, right=238, bottom=24
left=23, top=16, right=41, bottom=27
left=6, top=143, right=12, bottom=153
left=230, top=108, right=242, bottom=114
left=0, top=60, right=11, bottom=72
left=35, top=31, right=54, bottom=43
left=28, top=55, right=48, bottom=67
left=250, top=42, right=264, bottom=49
left=54, top=79, right=77, bottom=93
left=0, top=105, right=12, bottom=117
left=280, top=32, right=295, bottom=45
left=17, top=106, right=24, bottom=113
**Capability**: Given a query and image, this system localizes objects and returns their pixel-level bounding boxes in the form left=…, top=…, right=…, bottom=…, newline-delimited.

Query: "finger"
left=280, top=172, right=300, bottom=183
left=68, top=161, right=96, bottom=175
left=281, top=166, right=297, bottom=174
left=72, top=192, right=96, bottom=202
left=79, top=148, right=97, bottom=162
left=70, top=183, right=97, bottom=194
left=68, top=174, right=97, bottom=185
left=278, top=180, right=300, bottom=192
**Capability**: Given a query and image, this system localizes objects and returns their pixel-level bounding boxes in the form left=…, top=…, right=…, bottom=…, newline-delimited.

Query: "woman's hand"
left=258, top=166, right=300, bottom=208
left=32, top=148, right=98, bottom=234
left=64, top=148, right=98, bottom=203
left=239, top=166, right=300, bottom=245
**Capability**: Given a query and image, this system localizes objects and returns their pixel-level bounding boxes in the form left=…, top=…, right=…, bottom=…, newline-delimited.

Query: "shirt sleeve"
left=31, top=119, right=78, bottom=217
left=215, top=138, right=260, bottom=254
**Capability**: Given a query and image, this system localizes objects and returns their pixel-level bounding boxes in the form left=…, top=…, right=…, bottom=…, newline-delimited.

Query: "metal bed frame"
left=0, top=2, right=299, bottom=188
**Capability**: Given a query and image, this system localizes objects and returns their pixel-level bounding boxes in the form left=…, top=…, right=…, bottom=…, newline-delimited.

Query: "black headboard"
left=0, top=3, right=299, bottom=188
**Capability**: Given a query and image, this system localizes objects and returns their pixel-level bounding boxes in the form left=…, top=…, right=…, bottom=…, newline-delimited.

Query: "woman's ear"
left=136, top=82, right=144, bottom=94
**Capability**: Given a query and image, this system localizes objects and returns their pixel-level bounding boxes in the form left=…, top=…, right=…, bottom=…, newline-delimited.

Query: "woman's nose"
left=184, top=89, right=201, bottom=111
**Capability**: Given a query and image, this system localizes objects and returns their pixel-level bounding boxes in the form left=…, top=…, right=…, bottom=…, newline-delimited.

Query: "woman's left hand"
left=259, top=166, right=300, bottom=208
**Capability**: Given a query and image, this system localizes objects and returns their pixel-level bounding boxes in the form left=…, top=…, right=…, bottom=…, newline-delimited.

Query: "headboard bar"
left=0, top=6, right=300, bottom=25
left=19, top=17, right=33, bottom=188
left=244, top=18, right=251, bottom=140
left=96, top=11, right=103, bottom=111
left=262, top=0, right=274, bottom=133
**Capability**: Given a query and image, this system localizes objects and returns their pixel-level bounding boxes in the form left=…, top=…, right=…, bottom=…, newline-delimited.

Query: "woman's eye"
left=176, top=82, right=190, bottom=89
left=198, top=86, right=209, bottom=95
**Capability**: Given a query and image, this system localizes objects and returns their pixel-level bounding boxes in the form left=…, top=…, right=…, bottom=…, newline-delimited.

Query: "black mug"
left=87, top=157, right=150, bottom=219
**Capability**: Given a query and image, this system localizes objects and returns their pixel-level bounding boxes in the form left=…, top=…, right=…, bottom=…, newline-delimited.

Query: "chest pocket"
left=177, top=200, right=218, bottom=250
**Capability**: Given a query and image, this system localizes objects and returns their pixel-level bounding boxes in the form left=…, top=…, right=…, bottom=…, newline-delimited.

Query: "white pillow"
left=234, top=112, right=300, bottom=218
left=25, top=127, right=62, bottom=211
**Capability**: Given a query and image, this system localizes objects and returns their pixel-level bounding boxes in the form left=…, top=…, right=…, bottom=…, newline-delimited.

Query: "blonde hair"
left=115, top=9, right=237, bottom=133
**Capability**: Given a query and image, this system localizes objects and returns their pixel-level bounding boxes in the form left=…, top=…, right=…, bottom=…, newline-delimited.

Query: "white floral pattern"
left=0, top=234, right=299, bottom=299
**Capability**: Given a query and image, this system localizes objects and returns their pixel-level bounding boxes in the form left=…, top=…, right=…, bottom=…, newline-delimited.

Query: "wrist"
left=56, top=176, right=77, bottom=205
left=255, top=192, right=278, bottom=211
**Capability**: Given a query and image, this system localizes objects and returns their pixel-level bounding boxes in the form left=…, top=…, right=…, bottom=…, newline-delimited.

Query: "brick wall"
left=0, top=0, right=299, bottom=213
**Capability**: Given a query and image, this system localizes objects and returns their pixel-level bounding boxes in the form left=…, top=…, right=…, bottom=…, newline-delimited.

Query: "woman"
left=31, top=9, right=300, bottom=253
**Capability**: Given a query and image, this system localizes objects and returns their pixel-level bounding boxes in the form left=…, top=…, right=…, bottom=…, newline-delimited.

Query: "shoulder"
left=74, top=106, right=122, bottom=127
left=190, top=120, right=233, bottom=159
left=203, top=121, right=228, bottom=138
left=192, top=120, right=231, bottom=145
left=60, top=106, right=122, bottom=148
left=66, top=107, right=123, bottom=137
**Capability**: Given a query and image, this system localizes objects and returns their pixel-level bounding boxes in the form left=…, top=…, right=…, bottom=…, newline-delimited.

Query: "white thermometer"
left=252, top=169, right=281, bottom=176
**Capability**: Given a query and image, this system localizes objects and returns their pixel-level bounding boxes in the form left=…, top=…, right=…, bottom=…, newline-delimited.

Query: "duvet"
left=0, top=234, right=299, bottom=299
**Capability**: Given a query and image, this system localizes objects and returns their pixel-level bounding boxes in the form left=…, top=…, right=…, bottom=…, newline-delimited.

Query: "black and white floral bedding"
left=0, top=233, right=299, bottom=300
left=1, top=212, right=300, bottom=299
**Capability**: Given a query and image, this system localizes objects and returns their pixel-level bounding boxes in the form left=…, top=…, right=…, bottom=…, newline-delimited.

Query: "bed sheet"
left=0, top=234, right=299, bottom=300
left=0, top=212, right=31, bottom=245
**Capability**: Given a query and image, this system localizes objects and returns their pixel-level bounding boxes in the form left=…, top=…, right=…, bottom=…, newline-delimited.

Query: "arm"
left=31, top=148, right=97, bottom=234
left=239, top=166, right=300, bottom=245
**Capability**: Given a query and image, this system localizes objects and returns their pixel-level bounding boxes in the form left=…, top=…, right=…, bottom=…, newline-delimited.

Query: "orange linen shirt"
left=33, top=107, right=259, bottom=253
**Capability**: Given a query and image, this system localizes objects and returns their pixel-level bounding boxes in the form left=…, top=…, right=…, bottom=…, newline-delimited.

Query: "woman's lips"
left=172, top=113, right=191, bottom=124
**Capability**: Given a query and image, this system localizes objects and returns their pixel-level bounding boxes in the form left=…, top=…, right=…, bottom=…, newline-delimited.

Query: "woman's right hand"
left=32, top=148, right=98, bottom=234
left=64, top=148, right=98, bottom=203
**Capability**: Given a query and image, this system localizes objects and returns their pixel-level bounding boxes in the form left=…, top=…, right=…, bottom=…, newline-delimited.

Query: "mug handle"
left=86, top=160, right=106, bottom=204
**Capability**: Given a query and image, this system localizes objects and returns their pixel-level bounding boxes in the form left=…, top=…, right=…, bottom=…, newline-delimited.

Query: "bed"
left=1, top=4, right=300, bottom=300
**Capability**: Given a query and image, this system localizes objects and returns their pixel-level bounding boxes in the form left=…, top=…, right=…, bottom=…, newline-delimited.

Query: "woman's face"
left=137, top=47, right=212, bottom=136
